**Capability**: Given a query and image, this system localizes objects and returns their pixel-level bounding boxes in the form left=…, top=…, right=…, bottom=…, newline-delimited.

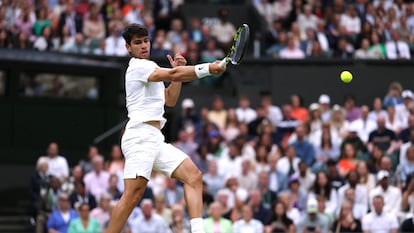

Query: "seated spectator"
left=105, top=20, right=128, bottom=56
left=277, top=146, right=300, bottom=176
left=333, top=37, right=354, bottom=59
left=396, top=90, right=414, bottom=130
left=14, top=6, right=34, bottom=36
left=309, top=41, right=327, bottom=58
left=285, top=176, right=307, bottom=212
left=203, top=160, right=225, bottom=196
left=44, top=142, right=69, bottom=181
left=68, top=203, right=102, bottom=233
left=105, top=145, right=124, bottom=175
left=0, top=29, right=13, bottom=48
left=169, top=204, right=191, bottom=233
left=174, top=130, right=198, bottom=161
left=296, top=198, right=330, bottom=233
left=57, top=2, right=83, bottom=39
left=33, top=26, right=54, bottom=51
left=385, top=105, right=403, bottom=135
left=107, top=174, right=122, bottom=201
left=237, top=159, right=257, bottom=192
left=362, top=195, right=399, bottom=233
left=338, top=142, right=359, bottom=177
left=248, top=189, right=272, bottom=225
left=290, top=94, right=308, bottom=122
left=368, top=115, right=399, bottom=155
left=153, top=195, right=172, bottom=224
left=310, top=171, right=338, bottom=215
left=79, top=146, right=99, bottom=174
left=399, top=146, right=414, bottom=185
left=356, top=161, right=376, bottom=193
left=210, top=8, right=236, bottom=51
left=257, top=171, right=278, bottom=209
left=385, top=29, right=411, bottom=59
left=313, top=128, right=341, bottom=170
left=337, top=171, right=369, bottom=210
left=400, top=128, right=414, bottom=165
left=70, top=180, right=97, bottom=210
left=203, top=202, right=233, bottom=233
left=383, top=81, right=403, bottom=108
left=83, top=155, right=110, bottom=200
left=295, top=161, right=315, bottom=193
left=47, top=193, right=78, bottom=233
left=218, top=143, right=243, bottom=178
left=278, top=191, right=302, bottom=224
left=131, top=199, right=168, bottom=233
left=33, top=7, right=52, bottom=37
left=201, top=38, right=225, bottom=63
left=326, top=159, right=346, bottom=190
left=266, top=31, right=288, bottom=58
left=61, top=33, right=89, bottom=54
left=266, top=201, right=295, bottom=233
left=90, top=193, right=112, bottom=230
left=297, top=5, right=318, bottom=38
left=368, top=97, right=388, bottom=122
left=354, top=38, right=378, bottom=59
left=339, top=5, right=361, bottom=38
left=267, top=154, right=288, bottom=195
left=401, top=215, right=414, bottom=232
left=61, top=165, right=84, bottom=195
left=342, top=188, right=368, bottom=220
left=279, top=35, right=305, bottom=59
left=208, top=96, right=227, bottom=131
left=330, top=105, right=349, bottom=140
left=368, top=32, right=386, bottom=59
left=332, top=201, right=362, bottom=232
left=233, top=205, right=264, bottom=233
left=290, top=124, right=315, bottom=166
left=163, top=178, right=185, bottom=208
left=29, top=157, right=50, bottom=215
left=370, top=170, right=402, bottom=215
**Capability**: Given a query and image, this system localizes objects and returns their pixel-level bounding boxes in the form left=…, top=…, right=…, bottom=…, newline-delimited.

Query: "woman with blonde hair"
left=356, top=161, right=376, bottom=192
left=169, top=204, right=191, bottom=233
left=331, top=201, right=362, bottom=233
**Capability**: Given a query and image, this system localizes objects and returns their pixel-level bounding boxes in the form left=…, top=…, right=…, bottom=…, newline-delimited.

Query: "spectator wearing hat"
left=396, top=90, right=414, bottom=129
left=350, top=105, right=377, bottom=144
left=319, top=94, right=331, bottom=122
left=177, top=98, right=200, bottom=134
left=362, top=195, right=399, bottom=233
left=308, top=103, right=323, bottom=136
left=369, top=170, right=402, bottom=215
left=296, top=198, right=330, bottom=233
left=330, top=104, right=350, bottom=140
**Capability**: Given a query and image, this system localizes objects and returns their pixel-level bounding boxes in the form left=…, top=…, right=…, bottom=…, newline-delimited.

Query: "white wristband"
left=195, top=63, right=211, bottom=79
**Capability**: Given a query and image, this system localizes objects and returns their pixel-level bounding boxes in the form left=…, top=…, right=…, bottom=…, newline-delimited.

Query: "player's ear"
left=125, top=43, right=131, bottom=53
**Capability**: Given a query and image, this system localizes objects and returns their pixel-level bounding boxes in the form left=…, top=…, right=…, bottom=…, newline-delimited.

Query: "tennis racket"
left=219, top=24, right=250, bottom=67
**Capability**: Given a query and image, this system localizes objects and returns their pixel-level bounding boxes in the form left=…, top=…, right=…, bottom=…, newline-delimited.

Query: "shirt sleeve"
left=127, top=59, right=159, bottom=83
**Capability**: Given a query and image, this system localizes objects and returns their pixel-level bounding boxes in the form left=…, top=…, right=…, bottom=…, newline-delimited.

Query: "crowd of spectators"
left=2, top=0, right=413, bottom=60
left=255, top=0, right=414, bottom=59
left=29, top=80, right=414, bottom=233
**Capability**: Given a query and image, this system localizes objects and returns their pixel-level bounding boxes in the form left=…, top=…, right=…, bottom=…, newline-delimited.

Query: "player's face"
left=126, top=35, right=151, bottom=59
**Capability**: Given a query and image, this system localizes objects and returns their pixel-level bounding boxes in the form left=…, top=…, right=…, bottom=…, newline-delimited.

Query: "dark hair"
left=312, top=171, right=332, bottom=200
left=122, top=24, right=148, bottom=44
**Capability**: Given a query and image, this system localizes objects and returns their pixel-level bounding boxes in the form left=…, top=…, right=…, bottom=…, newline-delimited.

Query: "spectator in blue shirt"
left=47, top=193, right=78, bottom=233
left=290, top=124, right=315, bottom=166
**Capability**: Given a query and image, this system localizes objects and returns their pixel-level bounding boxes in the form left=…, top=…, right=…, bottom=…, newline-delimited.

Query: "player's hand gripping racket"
left=219, top=24, right=250, bottom=67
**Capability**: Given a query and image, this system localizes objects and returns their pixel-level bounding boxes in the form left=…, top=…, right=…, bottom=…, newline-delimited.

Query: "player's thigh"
left=154, top=143, right=197, bottom=182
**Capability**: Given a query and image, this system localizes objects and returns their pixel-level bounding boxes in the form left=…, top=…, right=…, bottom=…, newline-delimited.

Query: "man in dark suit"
left=69, top=180, right=97, bottom=210
left=57, top=1, right=83, bottom=38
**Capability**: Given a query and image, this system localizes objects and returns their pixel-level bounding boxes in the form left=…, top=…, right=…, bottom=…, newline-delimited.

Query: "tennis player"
left=106, top=24, right=226, bottom=233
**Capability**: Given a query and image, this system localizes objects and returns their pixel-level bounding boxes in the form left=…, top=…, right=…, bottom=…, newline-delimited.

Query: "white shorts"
left=121, top=122, right=188, bottom=180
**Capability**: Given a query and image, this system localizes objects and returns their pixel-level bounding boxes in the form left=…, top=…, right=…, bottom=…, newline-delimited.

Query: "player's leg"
left=155, top=143, right=204, bottom=233
left=105, top=177, right=147, bottom=232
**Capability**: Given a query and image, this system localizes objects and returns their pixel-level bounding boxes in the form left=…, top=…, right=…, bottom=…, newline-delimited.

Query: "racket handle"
left=219, top=58, right=229, bottom=67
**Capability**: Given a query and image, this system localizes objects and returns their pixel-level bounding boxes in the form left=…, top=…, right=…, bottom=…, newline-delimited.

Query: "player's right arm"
left=148, top=61, right=226, bottom=82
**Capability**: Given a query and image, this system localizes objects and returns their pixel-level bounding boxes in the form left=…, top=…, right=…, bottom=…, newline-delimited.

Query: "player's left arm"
left=164, top=54, right=186, bottom=107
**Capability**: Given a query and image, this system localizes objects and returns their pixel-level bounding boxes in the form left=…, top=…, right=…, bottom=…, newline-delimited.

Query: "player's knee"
left=188, top=169, right=202, bottom=187
left=124, top=186, right=145, bottom=205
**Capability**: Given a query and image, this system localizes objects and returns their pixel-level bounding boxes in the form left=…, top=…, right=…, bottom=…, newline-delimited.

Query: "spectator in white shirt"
left=236, top=95, right=257, bottom=124
left=350, top=105, right=377, bottom=143
left=83, top=155, right=110, bottom=201
left=385, top=29, right=411, bottom=59
left=130, top=199, right=169, bottom=233
left=362, top=195, right=399, bottom=233
left=233, top=205, right=264, bottom=233
left=369, top=170, right=402, bottom=215
left=297, top=5, right=318, bottom=38
left=105, top=21, right=128, bottom=56
left=277, top=146, right=301, bottom=176
left=340, top=5, right=361, bottom=36
left=45, top=142, right=69, bottom=180
left=279, top=36, right=305, bottom=59
left=396, top=90, right=414, bottom=129
left=368, top=97, right=388, bottom=122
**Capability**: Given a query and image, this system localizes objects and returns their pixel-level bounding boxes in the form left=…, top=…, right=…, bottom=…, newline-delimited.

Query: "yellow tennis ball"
left=340, top=71, right=353, bottom=83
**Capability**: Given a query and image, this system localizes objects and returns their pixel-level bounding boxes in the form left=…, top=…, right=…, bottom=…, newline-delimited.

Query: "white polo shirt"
left=124, top=58, right=166, bottom=129
left=362, top=211, right=398, bottom=233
